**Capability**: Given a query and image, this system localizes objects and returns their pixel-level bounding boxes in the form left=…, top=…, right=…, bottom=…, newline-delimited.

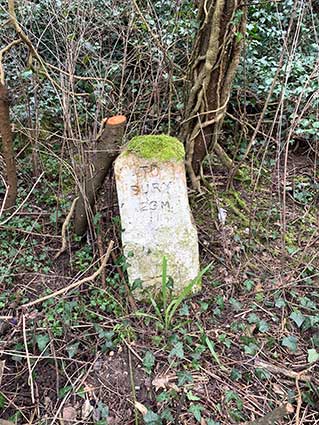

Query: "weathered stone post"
left=114, top=135, right=200, bottom=297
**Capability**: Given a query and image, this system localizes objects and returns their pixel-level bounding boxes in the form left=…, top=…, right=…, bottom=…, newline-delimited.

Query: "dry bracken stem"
left=54, top=196, right=79, bottom=259
left=22, top=314, right=35, bottom=404
left=295, top=374, right=302, bottom=425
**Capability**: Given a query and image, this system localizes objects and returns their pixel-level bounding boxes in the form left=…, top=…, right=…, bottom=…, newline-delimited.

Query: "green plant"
left=137, top=257, right=211, bottom=331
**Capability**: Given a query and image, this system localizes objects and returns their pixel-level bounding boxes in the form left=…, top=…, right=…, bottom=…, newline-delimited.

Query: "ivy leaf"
left=177, top=371, right=193, bottom=386
left=161, top=409, right=174, bottom=422
left=244, top=343, right=258, bottom=355
left=188, top=404, right=204, bottom=422
left=207, top=420, right=221, bottom=425
left=248, top=313, right=259, bottom=324
left=179, top=303, right=189, bottom=316
left=67, top=342, right=80, bottom=358
left=143, top=351, right=155, bottom=374
left=143, top=410, right=162, bottom=425
left=132, top=278, right=143, bottom=291
left=230, top=368, right=242, bottom=381
left=186, top=391, right=201, bottom=401
left=169, top=342, right=184, bottom=359
left=307, top=348, right=319, bottom=363
left=258, top=320, right=269, bottom=333
left=229, top=298, right=242, bottom=312
left=275, top=298, right=286, bottom=308
left=289, top=311, right=305, bottom=328
left=282, top=336, right=298, bottom=353
left=36, top=334, right=50, bottom=352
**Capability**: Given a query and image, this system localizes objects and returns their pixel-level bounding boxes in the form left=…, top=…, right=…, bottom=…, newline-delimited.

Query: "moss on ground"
left=126, top=134, right=185, bottom=162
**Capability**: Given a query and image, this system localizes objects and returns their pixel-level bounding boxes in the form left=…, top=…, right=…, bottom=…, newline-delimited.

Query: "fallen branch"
left=54, top=197, right=79, bottom=259
left=254, top=359, right=311, bottom=382
left=21, top=240, right=114, bottom=309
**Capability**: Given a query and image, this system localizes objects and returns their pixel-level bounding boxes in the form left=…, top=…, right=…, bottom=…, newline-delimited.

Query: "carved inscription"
left=131, top=165, right=173, bottom=214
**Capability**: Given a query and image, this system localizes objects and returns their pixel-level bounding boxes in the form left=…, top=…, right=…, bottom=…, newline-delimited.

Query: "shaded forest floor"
left=0, top=148, right=319, bottom=425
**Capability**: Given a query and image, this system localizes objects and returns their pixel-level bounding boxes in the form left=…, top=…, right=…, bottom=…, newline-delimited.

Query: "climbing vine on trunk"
left=180, top=0, right=247, bottom=190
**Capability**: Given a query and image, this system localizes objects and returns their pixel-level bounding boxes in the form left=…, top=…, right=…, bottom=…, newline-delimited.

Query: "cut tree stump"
left=74, top=115, right=126, bottom=236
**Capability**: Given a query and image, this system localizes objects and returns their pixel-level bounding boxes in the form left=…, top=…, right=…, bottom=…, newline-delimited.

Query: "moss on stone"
left=126, top=135, right=185, bottom=162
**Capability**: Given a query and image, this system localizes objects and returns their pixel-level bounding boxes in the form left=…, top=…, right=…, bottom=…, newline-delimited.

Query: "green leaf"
left=258, top=320, right=269, bottom=333
left=275, top=298, right=286, bottom=308
left=188, top=404, right=204, bottom=422
left=205, top=337, right=226, bottom=370
left=289, top=311, right=305, bottom=328
left=66, top=342, right=80, bottom=358
left=248, top=313, right=259, bottom=324
left=97, top=401, right=109, bottom=418
left=36, top=334, right=50, bottom=352
left=58, top=385, right=72, bottom=398
left=179, top=303, right=189, bottom=316
left=230, top=368, right=242, bottom=381
left=0, top=392, right=5, bottom=409
left=229, top=298, right=242, bottom=312
left=169, top=341, right=184, bottom=359
left=132, top=278, right=143, bottom=291
left=282, top=336, right=298, bottom=353
left=307, top=348, right=319, bottom=363
left=165, top=264, right=211, bottom=329
left=161, top=408, right=174, bottom=422
left=21, top=69, right=33, bottom=79
left=207, top=420, right=220, bottom=425
left=244, top=343, right=258, bottom=355
left=177, top=370, right=193, bottom=386
left=161, top=256, right=168, bottom=312
left=244, top=279, right=254, bottom=291
left=143, top=410, right=162, bottom=425
left=143, top=351, right=155, bottom=374
left=186, top=391, right=201, bottom=401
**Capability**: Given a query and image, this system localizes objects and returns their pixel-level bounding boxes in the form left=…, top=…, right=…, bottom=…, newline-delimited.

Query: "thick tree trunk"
left=180, top=0, right=247, bottom=190
left=74, top=115, right=126, bottom=236
left=0, top=83, right=17, bottom=209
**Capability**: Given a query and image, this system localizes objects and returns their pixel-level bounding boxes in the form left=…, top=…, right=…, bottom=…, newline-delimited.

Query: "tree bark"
left=0, top=83, right=17, bottom=209
left=74, top=115, right=126, bottom=236
left=180, top=0, right=247, bottom=190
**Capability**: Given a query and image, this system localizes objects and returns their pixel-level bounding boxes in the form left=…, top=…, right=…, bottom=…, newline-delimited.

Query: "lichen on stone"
left=126, top=134, right=185, bottom=162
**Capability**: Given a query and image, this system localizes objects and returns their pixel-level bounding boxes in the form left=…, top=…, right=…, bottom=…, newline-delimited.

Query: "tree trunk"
left=0, top=83, right=17, bottom=209
left=180, top=0, right=247, bottom=190
left=74, top=115, right=126, bottom=236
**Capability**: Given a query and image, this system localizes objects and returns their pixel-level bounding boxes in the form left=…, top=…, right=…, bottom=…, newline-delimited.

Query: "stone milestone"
left=114, top=135, right=200, bottom=297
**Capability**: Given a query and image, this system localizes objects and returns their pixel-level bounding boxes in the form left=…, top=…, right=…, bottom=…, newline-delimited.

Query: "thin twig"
left=295, top=373, right=302, bottom=425
left=22, top=314, right=35, bottom=404
left=0, top=360, right=5, bottom=386
left=54, top=197, right=78, bottom=259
